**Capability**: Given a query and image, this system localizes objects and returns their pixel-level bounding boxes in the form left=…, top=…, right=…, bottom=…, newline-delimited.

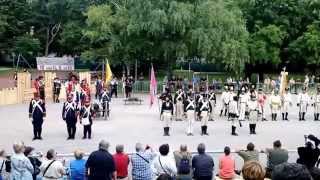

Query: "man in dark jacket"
left=192, top=143, right=214, bottom=180
left=86, top=140, right=116, bottom=180
left=297, top=135, right=320, bottom=168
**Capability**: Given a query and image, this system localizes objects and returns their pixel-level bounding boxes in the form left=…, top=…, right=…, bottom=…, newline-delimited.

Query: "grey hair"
left=180, top=144, right=188, bottom=152
left=116, top=144, right=124, bottom=153
left=197, top=143, right=206, bottom=154
left=135, top=143, right=143, bottom=152
left=74, top=149, right=84, bottom=160
left=13, top=141, right=24, bottom=154
left=99, top=140, right=110, bottom=151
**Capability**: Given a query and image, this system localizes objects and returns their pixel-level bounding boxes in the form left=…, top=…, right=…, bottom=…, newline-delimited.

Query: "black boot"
left=232, top=126, right=238, bottom=136
left=253, top=124, right=257, bottom=134
left=204, top=126, right=209, bottom=135
left=282, top=113, right=285, bottom=120
left=302, top=112, right=306, bottom=121
left=274, top=114, right=277, bottom=121
left=249, top=124, right=253, bottom=134
left=317, top=113, right=320, bottom=121
left=220, top=110, right=223, bottom=117
left=224, top=109, right=228, bottom=116
left=167, top=127, right=170, bottom=136
left=271, top=114, right=274, bottom=121
left=299, top=112, right=302, bottom=121
left=315, top=114, right=317, bottom=121
left=285, top=112, right=289, bottom=121
left=201, top=126, right=205, bottom=136
left=163, top=127, right=167, bottom=136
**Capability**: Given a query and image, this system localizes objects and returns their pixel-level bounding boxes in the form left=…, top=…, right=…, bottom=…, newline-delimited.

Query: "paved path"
left=0, top=94, right=319, bottom=169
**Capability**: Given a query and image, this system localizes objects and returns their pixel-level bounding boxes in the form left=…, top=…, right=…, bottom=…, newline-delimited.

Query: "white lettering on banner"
left=36, top=57, right=75, bottom=71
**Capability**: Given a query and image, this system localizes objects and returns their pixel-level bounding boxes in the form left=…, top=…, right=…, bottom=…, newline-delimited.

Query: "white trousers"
left=239, top=103, right=246, bottom=120
left=200, top=111, right=209, bottom=126
left=249, top=110, right=259, bottom=123
left=209, top=100, right=215, bottom=120
left=315, top=103, right=320, bottom=114
left=299, top=102, right=308, bottom=113
left=186, top=110, right=195, bottom=134
left=282, top=102, right=290, bottom=113
left=162, top=112, right=172, bottom=127
left=176, top=101, right=184, bottom=120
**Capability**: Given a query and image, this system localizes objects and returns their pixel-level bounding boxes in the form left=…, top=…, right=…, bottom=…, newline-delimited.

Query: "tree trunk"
left=45, top=28, right=50, bottom=57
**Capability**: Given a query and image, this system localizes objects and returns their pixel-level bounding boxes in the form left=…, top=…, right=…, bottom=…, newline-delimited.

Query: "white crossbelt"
left=32, top=100, right=43, bottom=114
left=209, top=93, right=215, bottom=101
left=186, top=100, right=195, bottom=110
left=65, top=102, right=75, bottom=112
left=176, top=92, right=183, bottom=100
left=200, top=102, right=209, bottom=111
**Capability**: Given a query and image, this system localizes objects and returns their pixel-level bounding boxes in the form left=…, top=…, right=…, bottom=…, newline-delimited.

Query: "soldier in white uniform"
left=248, top=92, right=259, bottom=134
left=174, top=88, right=185, bottom=121
left=161, top=96, right=174, bottom=136
left=297, top=87, right=310, bottom=121
left=312, top=86, right=320, bottom=121
left=238, top=87, right=249, bottom=123
left=198, top=95, right=212, bottom=135
left=229, top=95, right=239, bottom=136
left=220, top=86, right=230, bottom=117
left=184, top=94, right=196, bottom=136
left=281, top=88, right=292, bottom=121
left=269, top=89, right=282, bottom=121
left=208, top=88, right=216, bottom=121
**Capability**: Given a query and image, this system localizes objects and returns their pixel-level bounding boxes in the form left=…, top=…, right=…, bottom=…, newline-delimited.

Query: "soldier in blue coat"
left=62, top=94, right=78, bottom=140
left=28, top=94, right=46, bottom=140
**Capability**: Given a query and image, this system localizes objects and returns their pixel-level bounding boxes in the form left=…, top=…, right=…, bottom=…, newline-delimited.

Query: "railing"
left=111, top=81, right=319, bottom=95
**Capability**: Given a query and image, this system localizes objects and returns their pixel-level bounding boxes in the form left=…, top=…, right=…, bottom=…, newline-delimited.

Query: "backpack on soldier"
left=178, top=156, right=190, bottom=174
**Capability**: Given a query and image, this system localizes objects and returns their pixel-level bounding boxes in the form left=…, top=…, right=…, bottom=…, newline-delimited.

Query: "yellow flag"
left=105, top=60, right=112, bottom=83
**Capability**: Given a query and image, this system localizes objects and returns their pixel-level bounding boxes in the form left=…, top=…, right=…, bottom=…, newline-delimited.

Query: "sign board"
left=36, top=57, right=74, bottom=71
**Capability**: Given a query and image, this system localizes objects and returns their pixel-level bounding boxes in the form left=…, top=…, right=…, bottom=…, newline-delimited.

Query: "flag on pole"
left=105, top=60, right=112, bottom=83
left=150, top=65, right=157, bottom=106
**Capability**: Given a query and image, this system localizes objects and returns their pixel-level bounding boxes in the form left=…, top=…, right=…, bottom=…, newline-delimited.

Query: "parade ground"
left=0, top=94, right=318, bottom=156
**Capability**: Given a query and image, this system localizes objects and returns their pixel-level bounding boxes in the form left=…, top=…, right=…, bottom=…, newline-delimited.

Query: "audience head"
left=180, top=144, right=187, bottom=152
left=242, top=161, right=265, bottom=180
left=74, top=149, right=84, bottom=160
left=272, top=163, right=313, bottom=180
left=99, top=140, right=110, bottom=151
left=159, top=144, right=169, bottom=156
left=13, top=141, right=25, bottom=154
left=273, top=140, right=282, bottom=148
left=197, top=143, right=206, bottom=154
left=224, top=146, right=231, bottom=156
left=46, top=149, right=56, bottom=160
left=247, top=142, right=255, bottom=151
left=0, top=149, right=5, bottom=157
left=24, top=146, right=34, bottom=157
left=135, top=143, right=143, bottom=152
left=116, top=144, right=124, bottom=154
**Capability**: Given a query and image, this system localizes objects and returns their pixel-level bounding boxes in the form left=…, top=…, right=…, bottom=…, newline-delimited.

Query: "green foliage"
left=14, top=35, right=41, bottom=56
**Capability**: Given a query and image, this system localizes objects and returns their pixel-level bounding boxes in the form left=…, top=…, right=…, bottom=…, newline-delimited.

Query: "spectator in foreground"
left=236, top=142, right=259, bottom=163
left=241, top=161, right=265, bottom=180
left=192, top=143, right=214, bottom=180
left=218, top=146, right=235, bottom=180
left=113, top=144, right=129, bottom=180
left=152, top=144, right=177, bottom=179
left=173, top=145, right=192, bottom=180
left=131, top=143, right=156, bottom=180
left=24, top=146, right=42, bottom=180
left=86, top=140, right=116, bottom=180
left=272, top=163, right=313, bottom=180
left=10, top=142, right=34, bottom=180
left=69, top=149, right=86, bottom=180
left=40, top=149, right=65, bottom=180
left=262, top=140, right=289, bottom=178
left=0, top=149, right=8, bottom=180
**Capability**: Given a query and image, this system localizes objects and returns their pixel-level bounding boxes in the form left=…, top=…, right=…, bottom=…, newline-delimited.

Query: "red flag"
left=150, top=65, right=157, bottom=106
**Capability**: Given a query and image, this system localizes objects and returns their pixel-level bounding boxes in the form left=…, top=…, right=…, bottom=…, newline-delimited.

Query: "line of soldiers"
left=159, top=85, right=320, bottom=136
left=159, top=87, right=215, bottom=136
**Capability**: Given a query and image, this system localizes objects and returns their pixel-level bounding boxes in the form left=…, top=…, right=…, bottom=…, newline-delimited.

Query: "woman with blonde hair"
left=242, top=161, right=265, bottom=180
left=10, top=141, right=34, bottom=180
